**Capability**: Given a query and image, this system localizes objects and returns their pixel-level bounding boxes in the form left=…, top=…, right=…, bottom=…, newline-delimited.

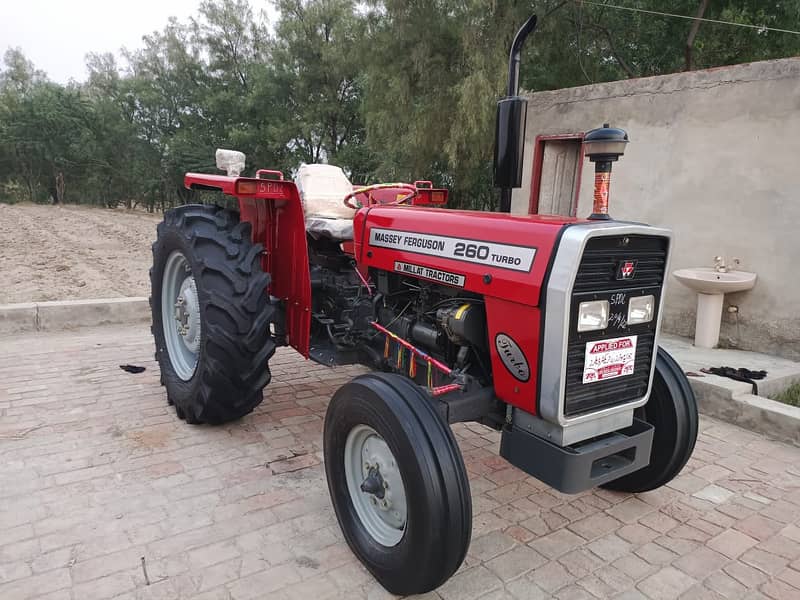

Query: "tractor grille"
left=563, top=234, right=669, bottom=418
left=572, top=235, right=668, bottom=292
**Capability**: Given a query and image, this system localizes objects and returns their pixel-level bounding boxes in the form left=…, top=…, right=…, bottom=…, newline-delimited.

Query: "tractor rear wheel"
left=602, top=347, right=698, bottom=493
left=323, top=373, right=472, bottom=595
left=150, top=204, right=275, bottom=424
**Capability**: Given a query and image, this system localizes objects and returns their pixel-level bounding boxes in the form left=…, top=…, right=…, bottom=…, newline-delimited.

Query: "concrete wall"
left=511, top=58, right=800, bottom=360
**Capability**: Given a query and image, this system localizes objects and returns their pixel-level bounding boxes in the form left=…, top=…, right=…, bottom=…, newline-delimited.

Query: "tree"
left=1, top=1, right=799, bottom=209
left=268, top=0, right=373, bottom=180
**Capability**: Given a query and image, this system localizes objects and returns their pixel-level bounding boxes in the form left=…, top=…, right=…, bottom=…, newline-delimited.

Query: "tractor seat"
left=295, top=164, right=356, bottom=241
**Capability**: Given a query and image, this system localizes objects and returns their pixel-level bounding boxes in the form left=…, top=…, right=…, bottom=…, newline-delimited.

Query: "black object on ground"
left=120, top=364, right=146, bottom=374
left=701, top=366, right=767, bottom=395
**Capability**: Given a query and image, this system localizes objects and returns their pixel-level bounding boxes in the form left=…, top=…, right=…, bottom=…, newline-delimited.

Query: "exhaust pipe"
left=494, top=14, right=538, bottom=213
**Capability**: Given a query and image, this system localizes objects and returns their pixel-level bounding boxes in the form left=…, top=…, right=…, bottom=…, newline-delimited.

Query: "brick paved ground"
left=1, top=325, right=800, bottom=600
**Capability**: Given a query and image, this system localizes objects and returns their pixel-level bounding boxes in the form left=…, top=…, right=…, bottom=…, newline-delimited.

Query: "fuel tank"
left=353, top=205, right=581, bottom=307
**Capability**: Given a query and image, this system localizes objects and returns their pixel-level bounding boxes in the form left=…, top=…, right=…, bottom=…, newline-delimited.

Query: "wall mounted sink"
left=672, top=267, right=757, bottom=349
left=673, top=267, right=757, bottom=295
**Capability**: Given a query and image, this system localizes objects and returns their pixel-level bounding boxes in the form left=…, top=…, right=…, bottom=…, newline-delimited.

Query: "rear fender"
left=184, top=173, right=311, bottom=357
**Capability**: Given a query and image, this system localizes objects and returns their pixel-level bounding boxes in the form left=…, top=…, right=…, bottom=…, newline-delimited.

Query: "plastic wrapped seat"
left=295, top=164, right=356, bottom=240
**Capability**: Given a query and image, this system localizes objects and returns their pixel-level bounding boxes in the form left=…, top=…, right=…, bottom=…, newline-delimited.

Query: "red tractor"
left=150, top=14, right=697, bottom=596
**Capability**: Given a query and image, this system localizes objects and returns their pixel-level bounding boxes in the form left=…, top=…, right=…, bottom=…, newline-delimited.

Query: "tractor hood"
left=353, top=206, right=581, bottom=307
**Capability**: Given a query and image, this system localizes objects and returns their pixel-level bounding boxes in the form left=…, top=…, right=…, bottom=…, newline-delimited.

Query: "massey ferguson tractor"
left=150, top=14, right=697, bottom=596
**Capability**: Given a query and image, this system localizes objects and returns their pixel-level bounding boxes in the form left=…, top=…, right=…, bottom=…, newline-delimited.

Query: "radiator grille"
left=573, top=235, right=667, bottom=292
left=563, top=234, right=668, bottom=418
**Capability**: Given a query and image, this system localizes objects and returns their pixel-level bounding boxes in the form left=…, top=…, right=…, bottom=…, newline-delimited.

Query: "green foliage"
left=774, top=382, right=800, bottom=407
left=1, top=1, right=799, bottom=209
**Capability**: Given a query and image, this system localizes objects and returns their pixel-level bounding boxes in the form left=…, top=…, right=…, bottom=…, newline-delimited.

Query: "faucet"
left=714, top=256, right=727, bottom=273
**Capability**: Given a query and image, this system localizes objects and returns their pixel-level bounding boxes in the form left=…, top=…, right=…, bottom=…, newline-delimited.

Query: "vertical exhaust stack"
left=494, top=14, right=537, bottom=213
left=583, top=124, right=629, bottom=220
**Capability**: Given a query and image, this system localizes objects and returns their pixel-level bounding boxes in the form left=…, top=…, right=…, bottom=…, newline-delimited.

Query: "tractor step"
left=499, top=417, right=654, bottom=494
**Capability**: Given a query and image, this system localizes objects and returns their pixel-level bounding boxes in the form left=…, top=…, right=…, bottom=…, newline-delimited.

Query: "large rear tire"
left=150, top=204, right=275, bottom=424
left=323, top=373, right=472, bottom=595
left=602, top=346, right=698, bottom=493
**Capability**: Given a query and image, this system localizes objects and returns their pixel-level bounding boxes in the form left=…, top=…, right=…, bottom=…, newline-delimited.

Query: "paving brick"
left=761, top=579, right=800, bottom=600
left=71, top=547, right=145, bottom=583
left=586, top=533, right=632, bottom=562
left=776, top=567, right=800, bottom=590
left=673, top=546, right=729, bottom=579
left=567, top=512, right=622, bottom=541
left=227, top=563, right=302, bottom=599
left=198, top=558, right=244, bottom=592
left=554, top=584, right=596, bottom=600
left=635, top=541, right=679, bottom=566
left=529, top=528, right=586, bottom=559
left=618, top=523, right=660, bottom=546
left=724, top=560, right=770, bottom=588
left=692, top=464, right=735, bottom=482
left=0, top=568, right=71, bottom=600
left=2, top=326, right=800, bottom=599
left=606, top=497, right=656, bottom=524
left=759, top=501, right=799, bottom=525
left=654, top=533, right=699, bottom=556
left=526, top=561, right=573, bottom=594
left=613, top=554, right=657, bottom=581
left=740, top=548, right=789, bottom=576
left=636, top=566, right=696, bottom=600
left=708, top=529, right=760, bottom=559
left=469, top=531, right=518, bottom=562
left=484, top=544, right=546, bottom=581
left=71, top=571, right=137, bottom=600
left=706, top=569, right=752, bottom=597
left=557, top=548, right=605, bottom=579
left=0, top=560, right=32, bottom=584
left=735, top=514, right=787, bottom=542
left=505, top=578, right=550, bottom=600
left=438, top=565, right=503, bottom=600
left=693, top=484, right=736, bottom=505
left=639, top=511, right=679, bottom=535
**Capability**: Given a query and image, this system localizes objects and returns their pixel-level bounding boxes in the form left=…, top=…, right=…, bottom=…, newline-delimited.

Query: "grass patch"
left=773, top=382, right=800, bottom=407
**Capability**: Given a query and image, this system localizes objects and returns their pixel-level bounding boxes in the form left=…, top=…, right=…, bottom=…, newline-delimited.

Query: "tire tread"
left=150, top=204, right=275, bottom=424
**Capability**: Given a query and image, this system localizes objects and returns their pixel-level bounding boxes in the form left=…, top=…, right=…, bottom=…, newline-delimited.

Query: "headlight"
left=577, top=300, right=609, bottom=332
left=628, top=295, right=655, bottom=325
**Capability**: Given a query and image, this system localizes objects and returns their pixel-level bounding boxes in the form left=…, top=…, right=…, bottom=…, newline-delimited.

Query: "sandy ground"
left=0, top=203, right=162, bottom=303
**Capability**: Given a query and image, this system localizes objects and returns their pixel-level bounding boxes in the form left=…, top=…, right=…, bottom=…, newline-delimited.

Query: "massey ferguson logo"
left=617, top=260, right=637, bottom=280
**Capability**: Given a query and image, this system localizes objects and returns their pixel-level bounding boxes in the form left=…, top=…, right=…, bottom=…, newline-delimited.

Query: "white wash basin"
left=672, top=267, right=757, bottom=348
left=673, top=267, right=757, bottom=295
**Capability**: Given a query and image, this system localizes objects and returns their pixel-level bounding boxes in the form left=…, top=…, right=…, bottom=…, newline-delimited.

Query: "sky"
left=0, top=0, right=276, bottom=84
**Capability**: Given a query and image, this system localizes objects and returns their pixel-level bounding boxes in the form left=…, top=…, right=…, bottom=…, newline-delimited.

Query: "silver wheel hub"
left=344, top=425, right=407, bottom=547
left=161, top=251, right=201, bottom=381
left=175, top=277, right=201, bottom=353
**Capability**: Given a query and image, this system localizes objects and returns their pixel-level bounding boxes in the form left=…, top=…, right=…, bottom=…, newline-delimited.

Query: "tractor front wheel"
left=602, top=347, right=698, bottom=493
left=324, top=373, right=472, bottom=595
left=150, top=204, right=275, bottom=424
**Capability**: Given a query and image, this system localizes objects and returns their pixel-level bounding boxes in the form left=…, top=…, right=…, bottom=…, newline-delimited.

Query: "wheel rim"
left=161, top=251, right=201, bottom=381
left=344, top=424, right=407, bottom=547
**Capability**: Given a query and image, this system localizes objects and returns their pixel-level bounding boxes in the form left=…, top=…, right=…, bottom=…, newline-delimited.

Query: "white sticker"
left=582, top=335, right=638, bottom=384
left=370, top=228, right=536, bottom=272
left=393, top=261, right=465, bottom=287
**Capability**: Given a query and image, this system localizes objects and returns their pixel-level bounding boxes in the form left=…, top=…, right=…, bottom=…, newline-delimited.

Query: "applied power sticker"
left=582, top=335, right=638, bottom=384
left=369, top=228, right=536, bottom=272
left=394, top=261, right=465, bottom=287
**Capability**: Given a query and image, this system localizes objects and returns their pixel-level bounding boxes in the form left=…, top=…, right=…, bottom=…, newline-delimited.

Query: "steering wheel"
left=343, top=183, right=418, bottom=210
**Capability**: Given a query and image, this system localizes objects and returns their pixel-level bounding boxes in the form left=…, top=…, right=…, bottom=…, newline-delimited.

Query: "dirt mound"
left=0, top=203, right=162, bottom=303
